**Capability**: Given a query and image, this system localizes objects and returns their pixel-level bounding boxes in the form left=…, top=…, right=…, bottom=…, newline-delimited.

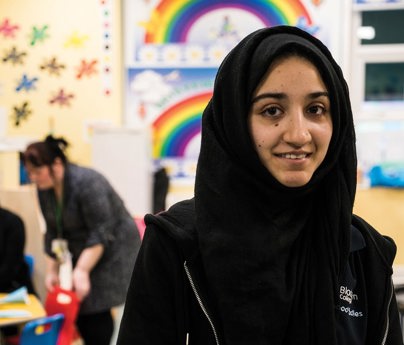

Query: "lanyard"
left=55, top=198, right=63, bottom=238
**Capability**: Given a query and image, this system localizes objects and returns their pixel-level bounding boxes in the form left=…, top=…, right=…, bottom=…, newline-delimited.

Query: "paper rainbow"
left=145, top=0, right=311, bottom=43
left=153, top=91, right=212, bottom=158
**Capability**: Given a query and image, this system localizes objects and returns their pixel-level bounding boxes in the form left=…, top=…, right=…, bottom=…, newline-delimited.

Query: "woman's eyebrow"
left=251, top=91, right=329, bottom=104
left=251, top=92, right=286, bottom=103
left=308, top=91, right=329, bottom=99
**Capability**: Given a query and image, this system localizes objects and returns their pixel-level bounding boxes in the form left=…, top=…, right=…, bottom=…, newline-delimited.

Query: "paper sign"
left=0, top=309, right=32, bottom=318
left=0, top=287, right=29, bottom=304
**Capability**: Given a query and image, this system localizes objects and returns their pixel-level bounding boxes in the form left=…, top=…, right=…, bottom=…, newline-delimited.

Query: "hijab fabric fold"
left=194, top=26, right=357, bottom=345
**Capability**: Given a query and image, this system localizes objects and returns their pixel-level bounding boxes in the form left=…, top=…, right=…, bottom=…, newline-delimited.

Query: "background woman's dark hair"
left=22, top=135, right=69, bottom=167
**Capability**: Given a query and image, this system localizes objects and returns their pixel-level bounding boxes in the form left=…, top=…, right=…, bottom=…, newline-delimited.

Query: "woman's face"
left=25, top=163, right=55, bottom=190
left=248, top=55, right=333, bottom=187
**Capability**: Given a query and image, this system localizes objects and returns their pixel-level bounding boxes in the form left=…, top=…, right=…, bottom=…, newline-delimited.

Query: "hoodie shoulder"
left=352, top=214, right=397, bottom=268
left=145, top=199, right=195, bottom=229
left=144, top=199, right=197, bottom=257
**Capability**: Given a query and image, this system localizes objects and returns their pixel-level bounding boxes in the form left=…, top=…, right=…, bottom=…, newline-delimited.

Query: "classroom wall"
left=0, top=0, right=123, bottom=167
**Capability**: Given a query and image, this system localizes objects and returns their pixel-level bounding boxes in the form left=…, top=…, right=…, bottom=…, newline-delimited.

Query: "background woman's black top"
left=0, top=207, right=35, bottom=294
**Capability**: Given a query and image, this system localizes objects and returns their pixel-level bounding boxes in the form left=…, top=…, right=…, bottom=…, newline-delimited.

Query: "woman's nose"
left=283, top=112, right=311, bottom=146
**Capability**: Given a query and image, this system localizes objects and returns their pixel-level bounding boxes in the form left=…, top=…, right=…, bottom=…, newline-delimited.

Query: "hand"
left=72, top=267, right=91, bottom=301
left=45, top=272, right=60, bottom=292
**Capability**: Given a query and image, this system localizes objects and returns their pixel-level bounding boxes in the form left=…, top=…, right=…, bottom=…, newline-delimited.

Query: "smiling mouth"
left=277, top=153, right=310, bottom=159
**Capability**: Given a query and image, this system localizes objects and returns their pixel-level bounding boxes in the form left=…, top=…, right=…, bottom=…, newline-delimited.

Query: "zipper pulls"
left=381, top=278, right=394, bottom=345
left=184, top=261, right=220, bottom=345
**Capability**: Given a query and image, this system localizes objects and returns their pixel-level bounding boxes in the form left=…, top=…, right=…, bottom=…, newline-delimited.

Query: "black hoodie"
left=117, top=199, right=402, bottom=345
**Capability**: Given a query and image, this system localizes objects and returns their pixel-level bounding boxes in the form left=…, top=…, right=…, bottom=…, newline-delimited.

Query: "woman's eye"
left=307, top=105, right=325, bottom=115
left=262, top=106, right=281, bottom=117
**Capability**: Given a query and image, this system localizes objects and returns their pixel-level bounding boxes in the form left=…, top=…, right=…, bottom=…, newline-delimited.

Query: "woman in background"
left=22, top=135, right=141, bottom=345
left=117, top=26, right=403, bottom=344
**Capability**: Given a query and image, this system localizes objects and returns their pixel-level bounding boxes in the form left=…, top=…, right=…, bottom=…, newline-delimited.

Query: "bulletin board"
left=0, top=0, right=121, bottom=165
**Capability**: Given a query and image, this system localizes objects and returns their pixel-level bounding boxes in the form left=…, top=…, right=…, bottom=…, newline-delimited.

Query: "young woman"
left=117, top=26, right=403, bottom=345
left=23, top=135, right=141, bottom=345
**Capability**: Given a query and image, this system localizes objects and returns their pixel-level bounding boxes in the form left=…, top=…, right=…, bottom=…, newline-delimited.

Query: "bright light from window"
left=357, top=26, right=375, bottom=40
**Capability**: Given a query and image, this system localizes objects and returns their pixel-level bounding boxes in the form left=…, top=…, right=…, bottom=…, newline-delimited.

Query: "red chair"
left=44, top=287, right=80, bottom=345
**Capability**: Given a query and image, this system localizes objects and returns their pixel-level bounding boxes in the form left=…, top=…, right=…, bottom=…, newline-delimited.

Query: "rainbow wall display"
left=144, top=0, right=312, bottom=44
left=126, top=67, right=216, bottom=160
left=130, top=0, right=316, bottom=64
left=152, top=91, right=212, bottom=158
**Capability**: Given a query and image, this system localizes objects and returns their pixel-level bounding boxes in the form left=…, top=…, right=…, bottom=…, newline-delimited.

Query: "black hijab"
left=194, top=26, right=357, bottom=344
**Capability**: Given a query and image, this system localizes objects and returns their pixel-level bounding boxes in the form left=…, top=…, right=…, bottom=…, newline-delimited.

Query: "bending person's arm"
left=73, top=243, right=104, bottom=300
